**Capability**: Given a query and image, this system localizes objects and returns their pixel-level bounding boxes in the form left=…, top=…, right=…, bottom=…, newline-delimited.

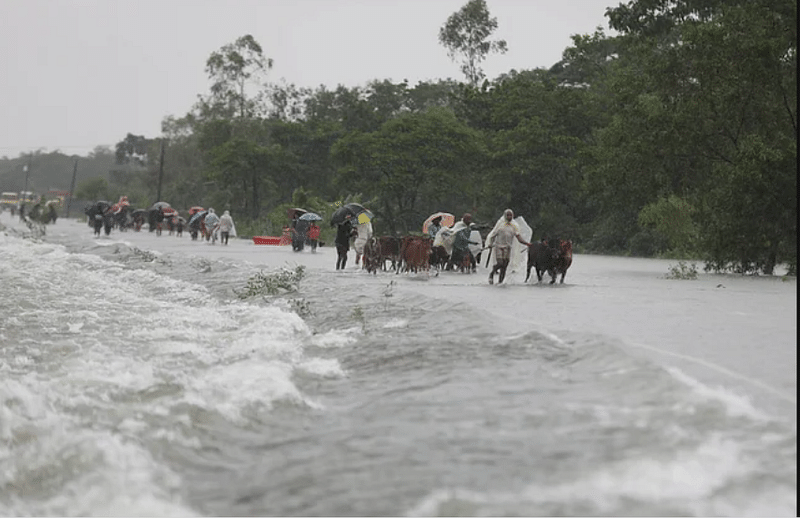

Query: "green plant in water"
left=383, top=280, right=395, bottom=311
left=665, top=260, right=698, bottom=280
left=289, top=298, right=312, bottom=318
left=351, top=305, right=367, bottom=333
left=235, top=265, right=306, bottom=299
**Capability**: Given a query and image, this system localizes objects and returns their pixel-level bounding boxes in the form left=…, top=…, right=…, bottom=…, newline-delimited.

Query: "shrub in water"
left=235, top=265, right=306, bottom=299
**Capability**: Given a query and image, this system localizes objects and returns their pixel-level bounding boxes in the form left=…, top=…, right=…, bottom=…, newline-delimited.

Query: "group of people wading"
left=84, top=197, right=237, bottom=245
left=331, top=208, right=538, bottom=285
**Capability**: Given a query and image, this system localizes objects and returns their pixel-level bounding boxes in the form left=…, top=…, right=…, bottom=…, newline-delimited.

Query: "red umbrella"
left=188, top=206, right=205, bottom=215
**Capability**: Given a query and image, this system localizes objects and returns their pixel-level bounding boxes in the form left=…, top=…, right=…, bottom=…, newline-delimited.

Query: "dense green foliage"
left=1, top=0, right=794, bottom=274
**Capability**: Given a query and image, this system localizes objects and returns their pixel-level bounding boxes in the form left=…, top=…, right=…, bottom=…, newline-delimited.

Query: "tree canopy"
left=6, top=0, right=794, bottom=275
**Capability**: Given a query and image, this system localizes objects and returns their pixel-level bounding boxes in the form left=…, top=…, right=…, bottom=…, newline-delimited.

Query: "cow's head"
left=545, top=238, right=562, bottom=259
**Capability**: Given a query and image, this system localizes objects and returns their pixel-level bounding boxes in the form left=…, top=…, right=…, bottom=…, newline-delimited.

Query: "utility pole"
left=66, top=157, right=78, bottom=218
left=156, top=138, right=165, bottom=202
left=23, top=153, right=32, bottom=196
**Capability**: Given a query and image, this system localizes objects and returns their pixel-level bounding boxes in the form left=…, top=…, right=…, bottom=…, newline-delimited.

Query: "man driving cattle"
left=486, top=209, right=532, bottom=284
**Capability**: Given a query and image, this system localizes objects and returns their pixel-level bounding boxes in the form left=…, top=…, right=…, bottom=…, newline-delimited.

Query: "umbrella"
left=331, top=203, right=373, bottom=226
left=287, top=207, right=307, bottom=220
left=188, top=206, right=205, bottom=215
left=298, top=212, right=323, bottom=222
left=422, top=212, right=455, bottom=234
left=149, top=201, right=171, bottom=211
left=91, top=201, right=111, bottom=214
left=188, top=211, right=207, bottom=227
left=131, top=209, right=148, bottom=217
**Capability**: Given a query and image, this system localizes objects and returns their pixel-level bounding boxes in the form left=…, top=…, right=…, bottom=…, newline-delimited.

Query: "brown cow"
left=398, top=236, right=432, bottom=274
left=552, top=239, right=573, bottom=284
left=362, top=236, right=381, bottom=275
left=377, top=236, right=401, bottom=272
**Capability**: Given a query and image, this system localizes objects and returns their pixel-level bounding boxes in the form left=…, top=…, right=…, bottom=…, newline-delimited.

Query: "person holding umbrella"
left=427, top=215, right=443, bottom=241
left=306, top=222, right=320, bottom=252
left=335, top=218, right=356, bottom=270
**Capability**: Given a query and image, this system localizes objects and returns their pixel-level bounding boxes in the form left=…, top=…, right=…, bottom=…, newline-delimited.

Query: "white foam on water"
left=310, top=328, right=360, bottom=348
left=666, top=366, right=769, bottom=421
left=0, top=232, right=343, bottom=514
left=383, top=318, right=409, bottom=329
left=0, top=373, right=197, bottom=516
left=628, top=340, right=797, bottom=405
left=183, top=360, right=316, bottom=420
left=405, top=434, right=793, bottom=517
left=297, top=357, right=346, bottom=378
left=3, top=430, right=197, bottom=517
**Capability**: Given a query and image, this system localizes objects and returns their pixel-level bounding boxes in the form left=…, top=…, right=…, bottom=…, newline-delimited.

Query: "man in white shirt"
left=487, top=209, right=531, bottom=284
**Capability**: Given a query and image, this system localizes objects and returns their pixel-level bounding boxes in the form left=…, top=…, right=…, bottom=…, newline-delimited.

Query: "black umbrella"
left=188, top=211, right=207, bottom=228
left=330, top=206, right=355, bottom=227
left=90, top=201, right=111, bottom=215
left=330, top=203, right=373, bottom=227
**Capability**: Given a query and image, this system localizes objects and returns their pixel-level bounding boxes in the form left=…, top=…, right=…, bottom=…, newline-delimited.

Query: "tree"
left=439, top=0, right=507, bottom=86
left=599, top=0, right=797, bottom=272
left=114, top=133, right=149, bottom=167
left=75, top=176, right=109, bottom=202
left=204, top=34, right=273, bottom=120
left=331, top=107, right=486, bottom=233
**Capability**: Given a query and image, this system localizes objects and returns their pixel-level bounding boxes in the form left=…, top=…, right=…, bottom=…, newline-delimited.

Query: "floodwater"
left=1, top=212, right=796, bottom=516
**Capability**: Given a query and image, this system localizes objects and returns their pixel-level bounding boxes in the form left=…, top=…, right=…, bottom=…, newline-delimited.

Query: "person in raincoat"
left=447, top=214, right=478, bottom=272
left=218, top=210, right=236, bottom=245
left=203, top=208, right=221, bottom=244
left=486, top=209, right=532, bottom=284
left=354, top=220, right=373, bottom=266
left=306, top=222, right=321, bottom=252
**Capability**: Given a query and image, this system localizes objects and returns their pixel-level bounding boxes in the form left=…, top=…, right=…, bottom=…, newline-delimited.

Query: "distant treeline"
left=1, top=0, right=794, bottom=275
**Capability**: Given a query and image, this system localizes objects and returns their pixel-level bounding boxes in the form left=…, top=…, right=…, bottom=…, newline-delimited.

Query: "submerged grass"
left=235, top=264, right=306, bottom=299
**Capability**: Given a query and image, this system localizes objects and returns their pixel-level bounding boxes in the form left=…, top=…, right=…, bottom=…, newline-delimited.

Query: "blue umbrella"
left=298, top=212, right=322, bottom=222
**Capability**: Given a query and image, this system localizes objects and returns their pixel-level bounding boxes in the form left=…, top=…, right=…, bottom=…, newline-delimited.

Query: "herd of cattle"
left=361, top=234, right=573, bottom=284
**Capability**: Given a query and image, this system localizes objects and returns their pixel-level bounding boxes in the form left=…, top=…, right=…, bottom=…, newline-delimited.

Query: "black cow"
left=525, top=240, right=560, bottom=284
left=430, top=245, right=449, bottom=270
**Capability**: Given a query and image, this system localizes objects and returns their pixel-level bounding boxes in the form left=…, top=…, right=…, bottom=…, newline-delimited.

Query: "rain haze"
left=0, top=0, right=613, bottom=157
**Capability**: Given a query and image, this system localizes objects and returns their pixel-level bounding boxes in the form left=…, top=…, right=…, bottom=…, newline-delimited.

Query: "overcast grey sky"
left=0, top=0, right=615, bottom=157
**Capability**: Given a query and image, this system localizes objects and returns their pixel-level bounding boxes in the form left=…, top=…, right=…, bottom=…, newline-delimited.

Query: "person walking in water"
left=427, top=215, right=443, bottom=241
left=203, top=208, right=220, bottom=244
left=447, top=213, right=478, bottom=272
left=335, top=219, right=356, bottom=270
left=306, top=222, right=320, bottom=252
left=218, top=210, right=236, bottom=245
left=486, top=209, right=531, bottom=284
left=354, top=219, right=373, bottom=266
